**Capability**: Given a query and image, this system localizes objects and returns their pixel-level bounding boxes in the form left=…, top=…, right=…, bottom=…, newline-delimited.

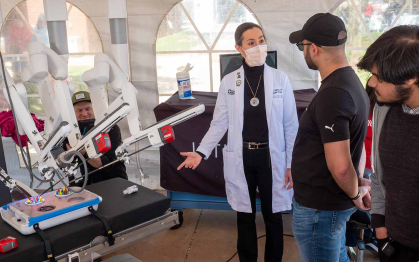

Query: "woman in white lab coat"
left=178, top=23, right=298, bottom=262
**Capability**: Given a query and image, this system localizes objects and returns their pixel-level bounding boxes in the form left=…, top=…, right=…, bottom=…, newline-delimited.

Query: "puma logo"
left=325, top=124, right=334, bottom=132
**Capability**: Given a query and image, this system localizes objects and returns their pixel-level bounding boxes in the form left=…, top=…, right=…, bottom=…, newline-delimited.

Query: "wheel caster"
left=170, top=210, right=184, bottom=230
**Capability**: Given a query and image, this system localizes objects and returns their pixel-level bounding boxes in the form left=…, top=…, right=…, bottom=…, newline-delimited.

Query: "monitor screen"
left=219, top=51, right=277, bottom=80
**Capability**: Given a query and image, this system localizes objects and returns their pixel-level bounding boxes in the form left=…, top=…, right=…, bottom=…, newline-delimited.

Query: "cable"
left=25, top=144, right=34, bottom=188
left=39, top=150, right=89, bottom=196
left=55, top=150, right=89, bottom=193
left=225, top=233, right=294, bottom=262
left=0, top=51, right=55, bottom=185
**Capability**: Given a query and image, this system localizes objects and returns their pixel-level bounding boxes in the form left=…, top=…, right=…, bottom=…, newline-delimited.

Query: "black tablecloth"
left=0, top=178, right=170, bottom=262
left=155, top=90, right=316, bottom=197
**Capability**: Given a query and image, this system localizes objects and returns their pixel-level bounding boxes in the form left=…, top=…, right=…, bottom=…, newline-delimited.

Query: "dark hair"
left=365, top=78, right=376, bottom=116
left=235, top=22, right=264, bottom=46
left=357, top=25, right=419, bottom=86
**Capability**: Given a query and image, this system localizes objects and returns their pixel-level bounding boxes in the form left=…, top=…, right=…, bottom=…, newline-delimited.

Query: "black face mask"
left=78, top=119, right=95, bottom=137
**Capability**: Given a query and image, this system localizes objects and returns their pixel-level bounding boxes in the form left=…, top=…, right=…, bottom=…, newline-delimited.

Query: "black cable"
left=225, top=234, right=294, bottom=262
left=25, top=144, right=34, bottom=188
left=56, top=151, right=88, bottom=193
left=0, top=51, right=54, bottom=184
left=39, top=150, right=90, bottom=196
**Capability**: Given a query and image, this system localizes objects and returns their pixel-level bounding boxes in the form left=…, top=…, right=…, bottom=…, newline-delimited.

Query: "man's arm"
left=324, top=140, right=370, bottom=210
left=370, top=169, right=387, bottom=227
left=371, top=170, right=387, bottom=238
left=65, top=144, right=103, bottom=168
left=97, top=125, right=122, bottom=168
left=314, top=88, right=370, bottom=209
left=87, top=157, right=102, bottom=168
left=324, top=140, right=358, bottom=198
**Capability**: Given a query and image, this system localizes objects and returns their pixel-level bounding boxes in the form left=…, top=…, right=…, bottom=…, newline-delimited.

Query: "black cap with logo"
left=289, top=13, right=347, bottom=46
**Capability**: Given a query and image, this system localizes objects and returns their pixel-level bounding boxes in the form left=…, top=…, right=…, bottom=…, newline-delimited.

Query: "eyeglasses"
left=296, top=42, right=322, bottom=51
left=371, top=72, right=383, bottom=83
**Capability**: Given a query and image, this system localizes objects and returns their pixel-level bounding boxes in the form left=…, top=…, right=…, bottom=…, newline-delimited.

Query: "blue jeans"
left=292, top=198, right=357, bottom=262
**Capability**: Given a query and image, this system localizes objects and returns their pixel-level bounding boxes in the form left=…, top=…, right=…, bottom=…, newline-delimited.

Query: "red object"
left=94, top=133, right=111, bottom=154
left=160, top=125, right=175, bottom=144
left=0, top=236, right=17, bottom=253
left=364, top=4, right=373, bottom=18
left=364, top=114, right=373, bottom=169
left=0, top=110, right=44, bottom=147
left=6, top=22, right=32, bottom=52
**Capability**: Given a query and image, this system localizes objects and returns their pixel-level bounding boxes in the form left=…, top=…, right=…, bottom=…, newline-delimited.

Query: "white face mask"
left=242, top=45, right=267, bottom=67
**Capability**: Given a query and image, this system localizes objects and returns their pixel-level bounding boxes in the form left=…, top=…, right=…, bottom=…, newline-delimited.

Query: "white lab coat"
left=197, top=64, right=299, bottom=213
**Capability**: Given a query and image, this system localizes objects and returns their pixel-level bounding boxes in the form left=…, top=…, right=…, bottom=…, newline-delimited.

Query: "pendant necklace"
left=245, top=74, right=262, bottom=107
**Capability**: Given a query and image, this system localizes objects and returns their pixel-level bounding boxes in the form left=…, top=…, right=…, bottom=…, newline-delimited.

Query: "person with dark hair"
left=357, top=25, right=419, bottom=261
left=178, top=22, right=299, bottom=261
left=289, top=13, right=370, bottom=261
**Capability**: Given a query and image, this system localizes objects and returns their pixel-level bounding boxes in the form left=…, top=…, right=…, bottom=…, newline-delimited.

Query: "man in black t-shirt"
left=289, top=13, right=370, bottom=261
left=66, top=91, right=127, bottom=185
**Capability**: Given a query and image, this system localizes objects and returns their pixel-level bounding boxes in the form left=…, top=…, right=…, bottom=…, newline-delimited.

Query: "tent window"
left=0, top=0, right=104, bottom=117
left=332, top=0, right=419, bottom=86
left=156, top=0, right=259, bottom=103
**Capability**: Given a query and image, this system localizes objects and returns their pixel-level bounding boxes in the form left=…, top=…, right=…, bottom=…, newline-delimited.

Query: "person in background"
left=32, top=13, right=50, bottom=47
left=65, top=91, right=128, bottom=185
left=357, top=25, right=419, bottom=261
left=7, top=19, right=32, bottom=77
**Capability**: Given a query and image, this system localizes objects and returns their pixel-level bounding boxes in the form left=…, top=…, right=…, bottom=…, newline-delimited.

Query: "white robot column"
left=107, top=0, right=130, bottom=79
left=44, top=0, right=69, bottom=61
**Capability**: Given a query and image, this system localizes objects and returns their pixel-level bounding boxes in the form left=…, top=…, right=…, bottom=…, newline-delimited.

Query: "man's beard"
left=304, top=48, right=318, bottom=70
left=375, top=85, right=412, bottom=107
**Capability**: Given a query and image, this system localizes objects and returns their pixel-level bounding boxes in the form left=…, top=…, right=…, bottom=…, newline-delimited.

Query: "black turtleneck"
left=242, top=59, right=269, bottom=142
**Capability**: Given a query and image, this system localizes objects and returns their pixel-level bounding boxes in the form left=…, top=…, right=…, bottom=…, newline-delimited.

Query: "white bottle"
left=176, top=63, right=194, bottom=99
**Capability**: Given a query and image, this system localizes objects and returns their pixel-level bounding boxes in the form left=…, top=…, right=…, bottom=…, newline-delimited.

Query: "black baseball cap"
left=289, top=13, right=347, bottom=46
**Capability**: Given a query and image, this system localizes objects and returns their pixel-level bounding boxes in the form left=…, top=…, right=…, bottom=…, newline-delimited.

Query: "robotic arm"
left=21, top=42, right=67, bottom=136
left=0, top=168, right=37, bottom=200
left=82, top=54, right=206, bottom=160
left=83, top=53, right=140, bottom=135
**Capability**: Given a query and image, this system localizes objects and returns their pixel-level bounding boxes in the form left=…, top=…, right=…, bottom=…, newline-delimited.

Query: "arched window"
left=156, top=0, right=259, bottom=103
left=332, top=0, right=419, bottom=85
left=0, top=0, right=103, bottom=116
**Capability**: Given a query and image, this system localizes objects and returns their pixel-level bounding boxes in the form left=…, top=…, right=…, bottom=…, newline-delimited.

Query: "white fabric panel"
left=126, top=0, right=178, bottom=15
left=89, top=17, right=112, bottom=55
left=68, top=0, right=108, bottom=18
left=131, top=81, right=159, bottom=128
left=128, top=15, right=162, bottom=83
left=0, top=0, right=21, bottom=20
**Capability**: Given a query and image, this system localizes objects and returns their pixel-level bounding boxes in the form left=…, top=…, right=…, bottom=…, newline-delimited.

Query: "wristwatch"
left=350, top=188, right=361, bottom=201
